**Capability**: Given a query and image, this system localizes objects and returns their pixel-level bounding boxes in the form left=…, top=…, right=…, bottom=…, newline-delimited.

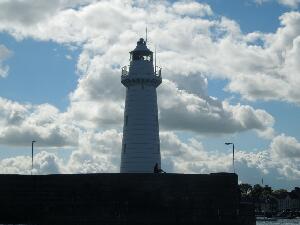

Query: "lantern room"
left=130, top=38, right=153, bottom=62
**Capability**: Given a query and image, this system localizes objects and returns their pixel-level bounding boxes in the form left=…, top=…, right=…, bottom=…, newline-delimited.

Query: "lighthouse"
left=120, top=38, right=162, bottom=173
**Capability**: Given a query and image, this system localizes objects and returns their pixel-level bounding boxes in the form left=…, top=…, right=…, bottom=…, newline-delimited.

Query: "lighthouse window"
left=131, top=52, right=153, bottom=61
left=142, top=55, right=151, bottom=61
left=125, top=115, right=128, bottom=126
left=123, top=144, right=126, bottom=153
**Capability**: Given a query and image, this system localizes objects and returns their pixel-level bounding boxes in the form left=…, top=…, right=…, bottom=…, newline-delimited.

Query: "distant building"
left=260, top=196, right=278, bottom=212
left=251, top=187, right=300, bottom=213
left=293, top=187, right=300, bottom=198
left=120, top=38, right=162, bottom=173
left=275, top=188, right=300, bottom=211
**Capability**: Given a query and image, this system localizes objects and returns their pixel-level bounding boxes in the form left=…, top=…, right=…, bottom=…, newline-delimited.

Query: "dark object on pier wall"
left=0, top=173, right=255, bottom=225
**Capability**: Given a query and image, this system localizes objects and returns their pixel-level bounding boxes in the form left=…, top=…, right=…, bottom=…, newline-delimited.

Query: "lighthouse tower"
left=120, top=38, right=162, bottom=173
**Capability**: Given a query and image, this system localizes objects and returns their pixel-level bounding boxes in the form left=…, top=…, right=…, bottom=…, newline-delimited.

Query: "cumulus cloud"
left=1, top=0, right=299, bottom=104
left=158, top=80, right=274, bottom=134
left=33, top=151, right=62, bottom=174
left=254, top=0, right=270, bottom=4
left=0, top=44, right=12, bottom=77
left=203, top=11, right=300, bottom=105
left=0, top=1, right=277, bottom=154
left=0, top=97, right=79, bottom=147
left=65, top=129, right=122, bottom=173
left=271, top=134, right=300, bottom=159
left=1, top=127, right=300, bottom=189
left=0, top=129, right=122, bottom=174
left=160, top=131, right=231, bottom=173
left=161, top=131, right=300, bottom=187
left=0, top=155, right=31, bottom=174
left=0, top=151, right=62, bottom=174
left=171, top=1, right=213, bottom=17
left=0, top=0, right=62, bottom=26
left=255, top=0, right=300, bottom=8
left=68, top=57, right=275, bottom=135
left=278, top=0, right=300, bottom=8
left=0, top=0, right=95, bottom=27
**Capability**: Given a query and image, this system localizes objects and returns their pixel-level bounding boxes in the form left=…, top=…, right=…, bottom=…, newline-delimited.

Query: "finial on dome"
left=137, top=38, right=146, bottom=45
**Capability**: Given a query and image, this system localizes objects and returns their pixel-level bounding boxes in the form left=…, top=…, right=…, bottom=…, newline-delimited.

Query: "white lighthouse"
left=120, top=38, right=162, bottom=173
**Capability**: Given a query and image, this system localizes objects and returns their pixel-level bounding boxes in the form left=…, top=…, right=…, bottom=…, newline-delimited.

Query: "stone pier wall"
left=0, top=173, right=254, bottom=225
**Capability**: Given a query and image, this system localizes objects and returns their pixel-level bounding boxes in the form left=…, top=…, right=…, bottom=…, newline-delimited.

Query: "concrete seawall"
left=0, top=173, right=255, bottom=225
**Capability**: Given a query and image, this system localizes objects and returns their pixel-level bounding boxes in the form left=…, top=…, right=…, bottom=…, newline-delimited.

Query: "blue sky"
left=0, top=0, right=300, bottom=189
left=0, top=33, right=78, bottom=109
left=202, top=0, right=286, bottom=33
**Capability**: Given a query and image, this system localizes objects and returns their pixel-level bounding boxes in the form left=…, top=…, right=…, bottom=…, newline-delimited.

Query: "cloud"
left=0, top=155, right=31, bottom=174
left=160, top=131, right=231, bottom=173
left=158, top=79, right=274, bottom=134
left=33, top=151, right=62, bottom=174
left=264, top=134, right=300, bottom=181
left=214, top=11, right=300, bottom=105
left=161, top=131, right=300, bottom=188
left=0, top=97, right=79, bottom=147
left=278, top=164, right=300, bottom=180
left=66, top=129, right=122, bottom=173
left=254, top=0, right=270, bottom=4
left=0, top=1, right=277, bottom=141
left=278, top=0, right=300, bottom=8
left=270, top=134, right=300, bottom=159
left=171, top=1, right=213, bottom=17
left=1, top=0, right=300, bottom=104
left=0, top=44, right=12, bottom=77
left=65, top=54, right=72, bottom=60
left=0, top=0, right=144, bottom=42
left=0, top=0, right=61, bottom=26
left=160, top=131, right=270, bottom=177
left=0, top=128, right=122, bottom=174
left=0, top=151, right=62, bottom=174
left=67, top=55, right=275, bottom=135
left=0, top=0, right=95, bottom=26
left=254, top=0, right=300, bottom=8
left=0, top=127, right=299, bottom=189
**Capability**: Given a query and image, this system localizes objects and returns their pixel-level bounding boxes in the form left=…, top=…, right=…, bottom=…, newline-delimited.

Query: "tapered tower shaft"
left=120, top=38, right=162, bottom=173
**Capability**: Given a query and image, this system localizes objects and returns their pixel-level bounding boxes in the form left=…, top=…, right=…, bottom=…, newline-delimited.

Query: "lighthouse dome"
left=131, top=38, right=152, bottom=53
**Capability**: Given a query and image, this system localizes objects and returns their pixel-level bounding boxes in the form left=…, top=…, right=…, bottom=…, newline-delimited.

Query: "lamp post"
left=225, top=142, right=235, bottom=174
left=31, top=140, right=36, bottom=175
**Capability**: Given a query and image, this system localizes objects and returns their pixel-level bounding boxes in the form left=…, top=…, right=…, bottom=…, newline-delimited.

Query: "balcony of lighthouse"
left=121, top=65, right=162, bottom=87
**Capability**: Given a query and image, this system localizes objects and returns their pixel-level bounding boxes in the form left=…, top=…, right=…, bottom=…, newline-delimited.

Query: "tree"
left=251, top=184, right=263, bottom=201
left=239, top=183, right=252, bottom=196
left=262, top=185, right=273, bottom=196
left=273, top=189, right=288, bottom=198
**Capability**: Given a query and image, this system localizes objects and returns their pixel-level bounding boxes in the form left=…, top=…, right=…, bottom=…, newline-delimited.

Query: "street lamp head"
left=32, top=140, right=36, bottom=143
left=225, top=142, right=233, bottom=145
